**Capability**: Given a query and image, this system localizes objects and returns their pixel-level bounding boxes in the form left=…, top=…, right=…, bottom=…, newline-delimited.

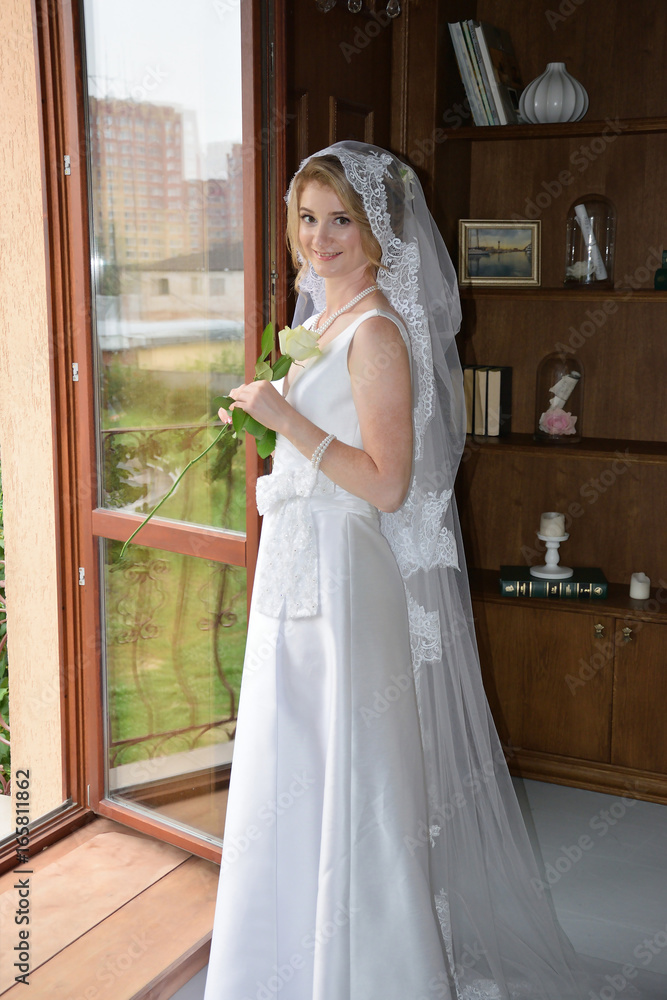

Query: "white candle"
left=629, top=572, right=651, bottom=600
left=540, top=511, right=565, bottom=537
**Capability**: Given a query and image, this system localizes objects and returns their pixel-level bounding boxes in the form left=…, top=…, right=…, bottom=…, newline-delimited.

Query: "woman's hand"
left=220, top=380, right=292, bottom=434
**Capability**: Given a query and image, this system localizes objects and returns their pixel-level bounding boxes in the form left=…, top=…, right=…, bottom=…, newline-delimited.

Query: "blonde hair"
left=286, top=155, right=383, bottom=292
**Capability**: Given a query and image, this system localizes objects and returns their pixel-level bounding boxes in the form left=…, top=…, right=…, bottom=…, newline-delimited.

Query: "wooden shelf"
left=459, top=287, right=667, bottom=302
left=464, top=433, right=667, bottom=465
left=442, top=115, right=667, bottom=141
left=469, top=568, right=667, bottom=622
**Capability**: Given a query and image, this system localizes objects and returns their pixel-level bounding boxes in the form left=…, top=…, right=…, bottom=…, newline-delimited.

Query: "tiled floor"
left=175, top=778, right=667, bottom=999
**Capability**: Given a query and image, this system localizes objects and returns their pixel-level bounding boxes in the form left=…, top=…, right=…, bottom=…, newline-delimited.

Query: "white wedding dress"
left=204, top=309, right=455, bottom=1000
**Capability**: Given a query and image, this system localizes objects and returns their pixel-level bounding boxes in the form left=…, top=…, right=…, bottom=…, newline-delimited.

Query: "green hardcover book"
left=499, top=566, right=608, bottom=599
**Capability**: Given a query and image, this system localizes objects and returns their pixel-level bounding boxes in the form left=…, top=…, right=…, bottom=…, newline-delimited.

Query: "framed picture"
left=458, top=220, right=541, bottom=286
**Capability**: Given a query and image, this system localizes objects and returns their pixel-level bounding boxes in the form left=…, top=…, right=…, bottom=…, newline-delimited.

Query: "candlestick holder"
left=530, top=532, right=573, bottom=579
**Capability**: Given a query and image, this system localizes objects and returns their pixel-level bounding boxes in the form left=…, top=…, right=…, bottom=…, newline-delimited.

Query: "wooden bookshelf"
left=441, top=115, right=667, bottom=141
left=409, top=0, right=667, bottom=799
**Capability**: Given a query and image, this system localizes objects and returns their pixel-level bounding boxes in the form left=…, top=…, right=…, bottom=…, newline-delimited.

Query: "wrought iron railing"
left=100, top=424, right=245, bottom=775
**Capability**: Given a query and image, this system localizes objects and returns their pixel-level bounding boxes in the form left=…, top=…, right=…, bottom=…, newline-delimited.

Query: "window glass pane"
left=103, top=541, right=246, bottom=841
left=83, top=0, right=245, bottom=532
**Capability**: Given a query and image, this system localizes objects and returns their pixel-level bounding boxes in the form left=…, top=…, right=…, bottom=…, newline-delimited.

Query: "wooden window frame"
left=0, top=0, right=287, bottom=872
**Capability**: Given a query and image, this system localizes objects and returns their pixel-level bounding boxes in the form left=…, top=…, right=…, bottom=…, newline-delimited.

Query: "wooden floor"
left=0, top=818, right=219, bottom=999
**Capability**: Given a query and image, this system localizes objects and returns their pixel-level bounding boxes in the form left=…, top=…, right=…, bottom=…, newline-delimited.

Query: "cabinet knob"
left=621, top=626, right=633, bottom=643
left=594, top=623, right=605, bottom=638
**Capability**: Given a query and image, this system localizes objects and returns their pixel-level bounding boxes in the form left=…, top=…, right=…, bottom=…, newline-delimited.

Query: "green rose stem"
left=117, top=322, right=313, bottom=562
left=118, top=424, right=230, bottom=560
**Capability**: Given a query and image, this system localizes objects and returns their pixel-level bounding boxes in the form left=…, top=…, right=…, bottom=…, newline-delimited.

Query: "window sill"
left=0, top=817, right=218, bottom=998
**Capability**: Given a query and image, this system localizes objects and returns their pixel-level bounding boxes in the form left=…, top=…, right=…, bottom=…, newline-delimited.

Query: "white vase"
left=519, top=62, right=588, bottom=124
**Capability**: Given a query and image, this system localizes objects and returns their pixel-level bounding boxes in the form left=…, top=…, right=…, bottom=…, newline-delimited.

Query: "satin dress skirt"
left=204, top=494, right=454, bottom=1000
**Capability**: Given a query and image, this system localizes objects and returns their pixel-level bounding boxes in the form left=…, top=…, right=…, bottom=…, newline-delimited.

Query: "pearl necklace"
left=313, top=284, right=379, bottom=336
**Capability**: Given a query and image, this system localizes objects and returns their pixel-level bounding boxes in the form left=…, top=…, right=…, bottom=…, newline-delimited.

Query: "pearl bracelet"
left=311, top=433, right=336, bottom=472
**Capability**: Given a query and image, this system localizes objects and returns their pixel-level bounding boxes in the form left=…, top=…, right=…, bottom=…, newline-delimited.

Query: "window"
left=209, top=276, right=225, bottom=296
left=1, top=0, right=274, bottom=872
left=84, top=0, right=255, bottom=852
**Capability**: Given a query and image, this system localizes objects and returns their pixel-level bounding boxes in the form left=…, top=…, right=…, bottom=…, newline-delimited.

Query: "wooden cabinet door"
left=473, top=601, right=615, bottom=762
left=611, top=620, right=667, bottom=772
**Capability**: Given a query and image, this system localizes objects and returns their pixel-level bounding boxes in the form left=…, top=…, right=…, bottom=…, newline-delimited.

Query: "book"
left=461, top=20, right=494, bottom=125
left=474, top=22, right=523, bottom=125
left=467, top=20, right=500, bottom=125
left=463, top=365, right=512, bottom=436
left=448, top=22, right=487, bottom=126
left=499, top=566, right=608, bottom=599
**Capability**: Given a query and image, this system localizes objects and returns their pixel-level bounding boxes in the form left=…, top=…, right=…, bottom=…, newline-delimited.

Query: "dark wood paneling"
left=458, top=447, right=667, bottom=585
left=611, top=620, right=667, bottom=772
left=458, top=296, right=667, bottom=442
left=391, top=0, right=475, bottom=223
left=474, top=601, right=614, bottom=761
left=329, top=96, right=375, bottom=144
left=286, top=0, right=393, bottom=171
left=287, top=90, right=309, bottom=166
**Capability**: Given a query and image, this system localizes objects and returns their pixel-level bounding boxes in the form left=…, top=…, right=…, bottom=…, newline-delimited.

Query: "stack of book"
left=463, top=365, right=512, bottom=437
left=448, top=21, right=523, bottom=126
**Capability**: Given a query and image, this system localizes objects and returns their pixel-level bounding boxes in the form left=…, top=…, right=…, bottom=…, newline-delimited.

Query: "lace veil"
left=286, top=141, right=610, bottom=999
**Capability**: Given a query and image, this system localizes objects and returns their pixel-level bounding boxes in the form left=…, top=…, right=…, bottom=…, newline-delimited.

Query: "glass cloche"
left=564, top=194, right=616, bottom=288
left=534, top=352, right=584, bottom=444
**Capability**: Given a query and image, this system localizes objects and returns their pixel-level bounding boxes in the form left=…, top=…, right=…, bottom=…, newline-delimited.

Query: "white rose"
left=278, top=324, right=321, bottom=362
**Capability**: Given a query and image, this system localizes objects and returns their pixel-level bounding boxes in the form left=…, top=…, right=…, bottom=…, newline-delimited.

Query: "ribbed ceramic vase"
left=519, top=62, right=588, bottom=124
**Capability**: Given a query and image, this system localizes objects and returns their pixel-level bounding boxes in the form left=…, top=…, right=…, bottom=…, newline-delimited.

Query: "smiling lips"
left=313, top=249, right=342, bottom=261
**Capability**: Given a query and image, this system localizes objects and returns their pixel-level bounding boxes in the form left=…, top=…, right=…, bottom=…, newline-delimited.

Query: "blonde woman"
left=204, top=143, right=605, bottom=1000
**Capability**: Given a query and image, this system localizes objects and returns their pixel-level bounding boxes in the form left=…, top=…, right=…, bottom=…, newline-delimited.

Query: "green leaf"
left=254, top=360, right=273, bottom=381
left=259, top=322, right=275, bottom=362
left=244, top=414, right=268, bottom=439
left=232, top=406, right=248, bottom=435
left=270, top=354, right=293, bottom=381
left=212, top=394, right=234, bottom=414
left=256, top=430, right=276, bottom=458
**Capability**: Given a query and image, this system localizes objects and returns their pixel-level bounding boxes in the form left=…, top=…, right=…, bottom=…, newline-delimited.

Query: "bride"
left=203, top=142, right=602, bottom=1000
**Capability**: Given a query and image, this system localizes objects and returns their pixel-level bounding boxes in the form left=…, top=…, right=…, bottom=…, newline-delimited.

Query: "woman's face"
left=298, top=181, right=369, bottom=281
